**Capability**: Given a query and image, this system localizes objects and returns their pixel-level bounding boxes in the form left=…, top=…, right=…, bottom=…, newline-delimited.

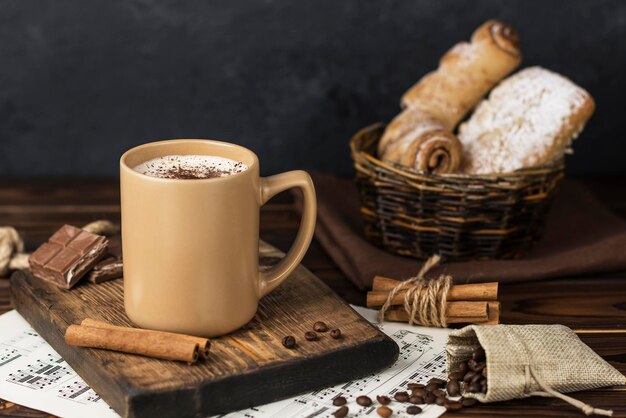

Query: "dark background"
left=1, top=0, right=624, bottom=177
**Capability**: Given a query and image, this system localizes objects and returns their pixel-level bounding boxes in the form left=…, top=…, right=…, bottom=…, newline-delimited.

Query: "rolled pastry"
left=458, top=67, right=596, bottom=174
left=379, top=107, right=463, bottom=174
left=401, top=20, right=522, bottom=127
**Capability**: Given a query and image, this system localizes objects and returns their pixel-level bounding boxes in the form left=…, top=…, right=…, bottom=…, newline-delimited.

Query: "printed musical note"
left=7, top=354, right=71, bottom=390
left=0, top=329, right=45, bottom=368
left=58, top=381, right=102, bottom=403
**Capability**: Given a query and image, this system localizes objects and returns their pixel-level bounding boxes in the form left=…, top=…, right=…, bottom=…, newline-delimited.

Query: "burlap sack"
left=447, top=325, right=626, bottom=416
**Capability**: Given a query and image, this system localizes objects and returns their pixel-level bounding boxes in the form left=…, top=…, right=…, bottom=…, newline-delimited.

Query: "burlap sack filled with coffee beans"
left=447, top=325, right=626, bottom=416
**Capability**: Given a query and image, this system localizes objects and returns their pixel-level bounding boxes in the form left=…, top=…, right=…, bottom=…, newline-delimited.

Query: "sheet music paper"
left=0, top=307, right=450, bottom=418
left=0, top=310, right=118, bottom=418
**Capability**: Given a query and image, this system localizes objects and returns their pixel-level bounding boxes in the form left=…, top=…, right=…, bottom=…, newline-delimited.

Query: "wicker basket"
left=350, top=124, right=564, bottom=261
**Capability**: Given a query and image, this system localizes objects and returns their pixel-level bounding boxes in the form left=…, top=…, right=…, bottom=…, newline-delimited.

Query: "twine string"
left=0, top=220, right=119, bottom=278
left=528, top=366, right=613, bottom=416
left=378, top=254, right=453, bottom=327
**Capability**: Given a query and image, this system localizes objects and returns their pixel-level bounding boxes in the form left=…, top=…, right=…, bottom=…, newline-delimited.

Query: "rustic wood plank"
left=9, top=241, right=398, bottom=418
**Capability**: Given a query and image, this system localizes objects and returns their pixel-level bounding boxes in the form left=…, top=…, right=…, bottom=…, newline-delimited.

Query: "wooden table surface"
left=1, top=178, right=625, bottom=418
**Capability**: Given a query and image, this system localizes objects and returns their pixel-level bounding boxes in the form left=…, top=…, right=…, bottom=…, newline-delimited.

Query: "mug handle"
left=258, top=170, right=316, bottom=297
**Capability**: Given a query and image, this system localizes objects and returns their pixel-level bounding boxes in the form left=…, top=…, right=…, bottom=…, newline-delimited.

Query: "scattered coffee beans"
left=376, top=406, right=392, bottom=418
left=356, top=395, right=372, bottom=407
left=313, top=321, right=328, bottom=332
left=393, top=391, right=409, bottom=402
left=461, top=397, right=478, bottom=407
left=304, top=331, right=317, bottom=341
left=332, top=396, right=347, bottom=406
left=428, top=378, right=447, bottom=387
left=448, top=371, right=464, bottom=381
left=468, top=382, right=482, bottom=393
left=445, top=400, right=463, bottom=411
left=333, top=405, right=348, bottom=417
left=406, top=405, right=422, bottom=415
left=411, top=388, right=427, bottom=398
left=281, top=335, right=296, bottom=349
left=327, top=345, right=490, bottom=416
left=432, top=389, right=446, bottom=398
left=330, top=328, right=342, bottom=339
left=446, top=380, right=460, bottom=397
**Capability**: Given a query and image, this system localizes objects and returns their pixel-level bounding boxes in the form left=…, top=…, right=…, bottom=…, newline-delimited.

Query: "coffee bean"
left=407, top=383, right=425, bottom=390
left=458, top=362, right=468, bottom=374
left=330, top=329, right=342, bottom=339
left=333, top=396, right=347, bottom=406
left=461, top=397, right=478, bottom=407
left=281, top=335, right=296, bottom=349
left=481, top=381, right=488, bottom=394
left=428, top=377, right=446, bottom=387
left=445, top=400, right=463, bottom=411
left=472, top=347, right=486, bottom=362
left=376, top=395, right=391, bottom=405
left=468, top=359, right=486, bottom=372
left=432, top=389, right=446, bottom=398
left=482, top=367, right=488, bottom=378
left=394, top=391, right=409, bottom=402
left=333, top=405, right=348, bottom=417
left=409, top=395, right=423, bottom=404
left=463, top=371, right=476, bottom=384
left=435, top=396, right=447, bottom=406
left=471, top=373, right=482, bottom=384
left=469, top=382, right=482, bottom=393
left=313, top=321, right=328, bottom=332
left=448, top=371, right=464, bottom=381
left=411, top=388, right=427, bottom=398
left=425, top=392, right=436, bottom=404
left=356, top=395, right=372, bottom=406
left=446, top=380, right=460, bottom=397
left=376, top=406, right=392, bottom=418
left=406, top=405, right=422, bottom=415
left=304, top=331, right=318, bottom=341
left=425, top=382, right=440, bottom=392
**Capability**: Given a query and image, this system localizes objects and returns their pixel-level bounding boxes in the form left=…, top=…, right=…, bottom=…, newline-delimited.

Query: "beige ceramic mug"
left=120, top=139, right=316, bottom=337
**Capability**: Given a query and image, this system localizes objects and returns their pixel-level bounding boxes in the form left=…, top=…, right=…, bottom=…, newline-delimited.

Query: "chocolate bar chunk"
left=29, top=225, right=108, bottom=289
left=87, top=257, right=123, bottom=284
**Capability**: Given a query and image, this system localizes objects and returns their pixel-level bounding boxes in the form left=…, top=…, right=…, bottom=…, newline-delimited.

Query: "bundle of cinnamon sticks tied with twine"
left=366, top=255, right=500, bottom=327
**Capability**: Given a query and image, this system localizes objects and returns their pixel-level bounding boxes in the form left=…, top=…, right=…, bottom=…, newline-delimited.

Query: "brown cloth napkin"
left=304, top=172, right=626, bottom=290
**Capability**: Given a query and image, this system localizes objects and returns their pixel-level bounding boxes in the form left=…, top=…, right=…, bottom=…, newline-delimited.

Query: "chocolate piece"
left=87, top=257, right=123, bottom=284
left=29, top=225, right=108, bottom=289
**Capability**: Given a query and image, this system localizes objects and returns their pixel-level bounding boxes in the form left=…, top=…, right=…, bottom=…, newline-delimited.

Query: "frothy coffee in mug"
left=134, top=155, right=248, bottom=179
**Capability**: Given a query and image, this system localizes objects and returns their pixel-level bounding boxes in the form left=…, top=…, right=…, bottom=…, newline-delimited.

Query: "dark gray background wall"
left=1, top=0, right=624, bottom=177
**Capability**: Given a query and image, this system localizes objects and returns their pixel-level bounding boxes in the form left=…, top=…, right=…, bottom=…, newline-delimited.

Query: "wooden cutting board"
left=10, top=241, right=398, bottom=418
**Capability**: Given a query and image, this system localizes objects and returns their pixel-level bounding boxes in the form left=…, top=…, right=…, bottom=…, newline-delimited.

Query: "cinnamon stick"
left=484, top=301, right=501, bottom=325
left=382, top=301, right=500, bottom=325
left=380, top=301, right=489, bottom=320
left=81, top=318, right=211, bottom=360
left=65, top=324, right=200, bottom=363
left=371, top=276, right=498, bottom=301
